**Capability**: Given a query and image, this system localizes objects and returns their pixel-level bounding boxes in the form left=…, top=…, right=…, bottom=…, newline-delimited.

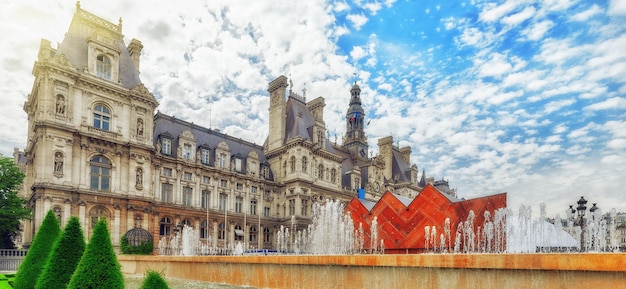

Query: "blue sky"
left=0, top=0, right=625, bottom=217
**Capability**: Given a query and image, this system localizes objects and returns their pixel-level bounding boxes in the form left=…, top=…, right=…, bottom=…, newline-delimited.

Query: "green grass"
left=0, top=273, right=15, bottom=289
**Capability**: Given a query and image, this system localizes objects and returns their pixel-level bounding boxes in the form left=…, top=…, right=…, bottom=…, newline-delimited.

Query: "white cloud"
left=347, top=13, right=368, bottom=30
left=585, top=97, right=626, bottom=111
left=333, top=1, right=350, bottom=12
left=543, top=98, right=576, bottom=114
left=479, top=1, right=521, bottom=22
left=607, top=138, right=626, bottom=149
left=570, top=5, right=603, bottom=21
left=608, top=0, right=626, bottom=15
left=477, top=53, right=513, bottom=79
left=522, top=20, right=554, bottom=41
left=502, top=6, right=536, bottom=26
left=364, top=2, right=382, bottom=15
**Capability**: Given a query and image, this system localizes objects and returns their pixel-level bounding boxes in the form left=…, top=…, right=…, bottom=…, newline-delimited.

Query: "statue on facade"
left=56, top=96, right=65, bottom=115
left=54, top=152, right=63, bottom=176
left=136, top=119, right=144, bottom=137
left=136, top=168, right=143, bottom=188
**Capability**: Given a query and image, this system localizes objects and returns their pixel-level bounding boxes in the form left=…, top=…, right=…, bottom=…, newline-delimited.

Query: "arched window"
left=331, top=168, right=337, bottom=184
left=90, top=156, right=111, bottom=191
left=96, top=54, right=111, bottom=80
left=218, top=222, right=225, bottom=240
left=89, top=206, right=109, bottom=233
left=302, top=157, right=307, bottom=173
left=249, top=225, right=257, bottom=243
left=181, top=218, right=192, bottom=227
left=318, top=164, right=324, bottom=179
left=234, top=224, right=243, bottom=241
left=263, top=227, right=271, bottom=243
left=283, top=161, right=287, bottom=177
left=160, top=217, right=172, bottom=236
left=93, top=104, right=111, bottom=131
left=200, top=221, right=209, bottom=239
left=290, top=156, right=296, bottom=173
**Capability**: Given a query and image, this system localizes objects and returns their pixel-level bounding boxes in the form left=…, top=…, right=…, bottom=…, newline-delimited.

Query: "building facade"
left=16, top=4, right=450, bottom=251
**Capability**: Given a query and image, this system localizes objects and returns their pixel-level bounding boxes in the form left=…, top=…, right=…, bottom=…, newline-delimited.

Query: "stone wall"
left=119, top=253, right=626, bottom=289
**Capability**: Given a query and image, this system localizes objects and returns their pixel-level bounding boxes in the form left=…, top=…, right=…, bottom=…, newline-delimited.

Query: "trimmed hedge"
left=67, top=219, right=124, bottom=289
left=35, top=216, right=85, bottom=289
left=140, top=270, right=170, bottom=289
left=13, top=210, right=61, bottom=289
left=120, top=232, right=154, bottom=255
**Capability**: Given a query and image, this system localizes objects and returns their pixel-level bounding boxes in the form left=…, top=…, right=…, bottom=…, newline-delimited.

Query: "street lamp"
left=576, top=196, right=588, bottom=251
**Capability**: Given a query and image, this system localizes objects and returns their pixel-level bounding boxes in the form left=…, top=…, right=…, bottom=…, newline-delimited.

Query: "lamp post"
left=576, top=196, right=588, bottom=251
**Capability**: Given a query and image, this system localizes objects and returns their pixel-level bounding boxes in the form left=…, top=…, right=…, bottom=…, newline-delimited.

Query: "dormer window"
left=93, top=104, right=110, bottom=131
left=161, top=138, right=171, bottom=155
left=96, top=55, right=112, bottom=80
left=200, top=148, right=210, bottom=165
left=183, top=143, right=192, bottom=159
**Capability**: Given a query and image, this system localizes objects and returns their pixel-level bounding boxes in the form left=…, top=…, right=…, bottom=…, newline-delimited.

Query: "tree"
left=12, top=210, right=61, bottom=289
left=140, top=270, right=170, bottom=289
left=68, top=219, right=124, bottom=289
left=0, top=155, right=31, bottom=249
left=35, top=216, right=85, bottom=289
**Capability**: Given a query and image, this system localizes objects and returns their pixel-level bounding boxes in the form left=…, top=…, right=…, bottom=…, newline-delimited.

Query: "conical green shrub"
left=35, top=216, right=85, bottom=289
left=13, top=210, right=61, bottom=289
left=140, top=270, right=170, bottom=289
left=67, top=219, right=124, bottom=289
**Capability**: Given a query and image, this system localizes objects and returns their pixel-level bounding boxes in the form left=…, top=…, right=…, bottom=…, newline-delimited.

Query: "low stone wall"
left=118, top=253, right=626, bottom=289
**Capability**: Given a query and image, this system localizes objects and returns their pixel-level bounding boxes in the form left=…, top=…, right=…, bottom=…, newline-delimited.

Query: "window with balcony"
left=90, top=156, right=111, bottom=191
left=161, top=183, right=173, bottom=203
left=201, top=190, right=210, bottom=209
left=235, top=196, right=243, bottom=213
left=93, top=104, right=110, bottom=131
left=219, top=193, right=227, bottom=211
left=182, top=186, right=193, bottom=206
left=250, top=199, right=257, bottom=215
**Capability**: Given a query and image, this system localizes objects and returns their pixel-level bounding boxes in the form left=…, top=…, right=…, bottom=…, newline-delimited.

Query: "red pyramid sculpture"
left=345, top=184, right=507, bottom=253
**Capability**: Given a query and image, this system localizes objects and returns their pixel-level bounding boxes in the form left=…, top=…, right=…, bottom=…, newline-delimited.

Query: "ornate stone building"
left=16, top=4, right=450, bottom=251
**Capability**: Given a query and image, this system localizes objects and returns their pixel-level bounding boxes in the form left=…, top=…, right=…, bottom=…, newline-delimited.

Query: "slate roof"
left=56, top=7, right=142, bottom=90
left=153, top=112, right=270, bottom=165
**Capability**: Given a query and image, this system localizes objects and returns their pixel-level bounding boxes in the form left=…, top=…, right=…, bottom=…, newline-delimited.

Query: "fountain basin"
left=119, top=253, right=626, bottom=288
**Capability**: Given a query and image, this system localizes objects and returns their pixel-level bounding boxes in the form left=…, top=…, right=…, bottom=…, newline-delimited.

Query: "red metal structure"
left=345, top=184, right=507, bottom=253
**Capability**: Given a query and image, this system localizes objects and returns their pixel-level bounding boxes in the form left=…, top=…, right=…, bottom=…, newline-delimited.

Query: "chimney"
left=127, top=38, right=143, bottom=72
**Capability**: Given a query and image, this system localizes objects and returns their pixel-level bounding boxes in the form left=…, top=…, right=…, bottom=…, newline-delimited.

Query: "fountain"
left=120, top=198, right=626, bottom=288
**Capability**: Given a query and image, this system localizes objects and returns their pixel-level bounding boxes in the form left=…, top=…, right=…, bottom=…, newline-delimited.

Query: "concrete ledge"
left=119, top=254, right=626, bottom=288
